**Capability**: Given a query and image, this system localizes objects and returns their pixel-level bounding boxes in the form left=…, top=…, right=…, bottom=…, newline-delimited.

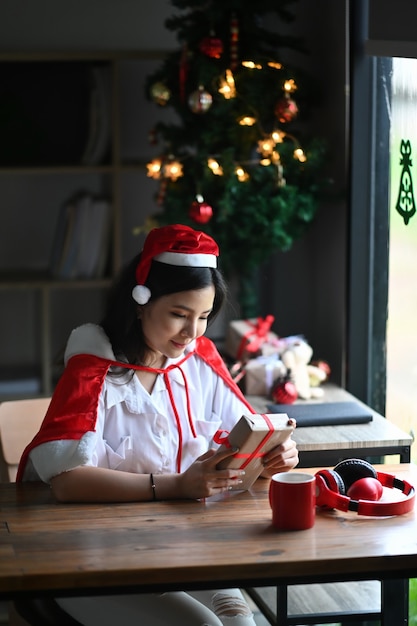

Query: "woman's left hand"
left=260, top=436, right=299, bottom=478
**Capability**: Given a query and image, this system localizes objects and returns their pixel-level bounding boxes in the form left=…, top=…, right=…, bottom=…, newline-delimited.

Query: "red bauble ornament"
left=275, top=94, right=298, bottom=123
left=271, top=380, right=297, bottom=404
left=189, top=199, right=213, bottom=224
left=199, top=35, right=223, bottom=59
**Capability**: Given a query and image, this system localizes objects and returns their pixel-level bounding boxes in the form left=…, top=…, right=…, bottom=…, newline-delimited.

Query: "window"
left=386, top=57, right=417, bottom=460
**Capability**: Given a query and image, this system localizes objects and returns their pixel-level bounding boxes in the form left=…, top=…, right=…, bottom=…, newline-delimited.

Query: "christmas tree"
left=145, top=0, right=325, bottom=316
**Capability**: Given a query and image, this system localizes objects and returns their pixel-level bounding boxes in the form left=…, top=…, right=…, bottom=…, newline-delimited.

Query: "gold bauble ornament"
left=150, top=82, right=171, bottom=106
left=188, top=85, right=213, bottom=114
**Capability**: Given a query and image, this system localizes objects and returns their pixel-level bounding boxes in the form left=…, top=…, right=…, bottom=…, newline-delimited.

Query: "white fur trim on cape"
left=64, top=323, right=116, bottom=365
left=25, top=431, right=97, bottom=483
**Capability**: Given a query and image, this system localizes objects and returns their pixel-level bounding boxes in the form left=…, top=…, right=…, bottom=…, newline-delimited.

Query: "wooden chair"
left=246, top=581, right=382, bottom=625
left=0, top=397, right=77, bottom=625
left=0, top=397, right=50, bottom=482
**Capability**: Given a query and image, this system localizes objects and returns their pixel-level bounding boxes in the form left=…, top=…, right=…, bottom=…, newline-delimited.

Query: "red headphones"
left=315, top=458, right=415, bottom=516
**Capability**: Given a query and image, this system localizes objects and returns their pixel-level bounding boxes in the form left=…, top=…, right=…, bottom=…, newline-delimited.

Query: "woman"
left=18, top=224, right=298, bottom=625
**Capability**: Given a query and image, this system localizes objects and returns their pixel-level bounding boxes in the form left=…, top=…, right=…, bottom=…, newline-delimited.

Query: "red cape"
left=17, top=336, right=254, bottom=481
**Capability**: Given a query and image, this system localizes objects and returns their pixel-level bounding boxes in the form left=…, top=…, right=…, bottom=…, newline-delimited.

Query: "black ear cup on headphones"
left=315, top=468, right=346, bottom=508
left=318, top=469, right=346, bottom=495
left=333, top=458, right=378, bottom=492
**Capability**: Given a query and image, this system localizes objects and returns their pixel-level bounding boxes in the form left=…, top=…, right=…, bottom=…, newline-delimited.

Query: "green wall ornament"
left=396, top=139, right=416, bottom=225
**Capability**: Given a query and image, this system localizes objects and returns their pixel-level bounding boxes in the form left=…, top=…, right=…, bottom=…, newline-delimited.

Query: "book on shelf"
left=50, top=192, right=111, bottom=280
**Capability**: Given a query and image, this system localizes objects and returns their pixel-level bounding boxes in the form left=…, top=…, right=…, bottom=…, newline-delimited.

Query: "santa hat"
left=132, top=224, right=219, bottom=305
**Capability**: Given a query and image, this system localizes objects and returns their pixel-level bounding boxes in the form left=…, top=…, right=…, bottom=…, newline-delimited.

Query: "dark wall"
left=261, top=0, right=349, bottom=385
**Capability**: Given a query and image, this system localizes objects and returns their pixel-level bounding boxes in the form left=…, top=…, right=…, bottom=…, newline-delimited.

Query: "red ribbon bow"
left=213, top=414, right=274, bottom=469
left=237, top=315, right=275, bottom=360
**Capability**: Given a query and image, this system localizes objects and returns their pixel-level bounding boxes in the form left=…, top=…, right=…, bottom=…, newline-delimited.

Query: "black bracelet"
left=150, top=473, right=157, bottom=501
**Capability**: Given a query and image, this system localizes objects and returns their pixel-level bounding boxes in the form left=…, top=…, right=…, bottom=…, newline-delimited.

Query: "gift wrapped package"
left=225, top=316, right=280, bottom=361
left=244, top=356, right=286, bottom=396
left=216, top=413, right=294, bottom=490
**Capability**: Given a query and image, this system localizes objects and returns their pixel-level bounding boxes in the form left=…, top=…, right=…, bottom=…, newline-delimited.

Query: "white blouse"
left=24, top=328, right=250, bottom=483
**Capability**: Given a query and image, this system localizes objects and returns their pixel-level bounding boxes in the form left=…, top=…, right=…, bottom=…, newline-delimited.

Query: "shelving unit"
left=0, top=51, right=168, bottom=398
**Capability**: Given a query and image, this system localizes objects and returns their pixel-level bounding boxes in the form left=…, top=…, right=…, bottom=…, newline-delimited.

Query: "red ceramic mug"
left=269, top=472, right=316, bottom=530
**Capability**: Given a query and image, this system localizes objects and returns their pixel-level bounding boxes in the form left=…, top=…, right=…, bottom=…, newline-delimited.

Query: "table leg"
left=381, top=578, right=409, bottom=625
left=400, top=446, right=411, bottom=463
left=276, top=585, right=288, bottom=626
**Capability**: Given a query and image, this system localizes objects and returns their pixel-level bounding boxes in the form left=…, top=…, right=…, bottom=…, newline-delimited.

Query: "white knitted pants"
left=57, top=588, right=257, bottom=625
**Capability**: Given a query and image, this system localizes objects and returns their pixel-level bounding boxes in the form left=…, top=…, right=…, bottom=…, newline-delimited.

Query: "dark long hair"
left=101, top=254, right=227, bottom=365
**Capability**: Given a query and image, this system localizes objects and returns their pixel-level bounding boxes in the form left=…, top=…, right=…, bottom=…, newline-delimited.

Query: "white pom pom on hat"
left=132, top=224, right=219, bottom=305
left=132, top=285, right=152, bottom=305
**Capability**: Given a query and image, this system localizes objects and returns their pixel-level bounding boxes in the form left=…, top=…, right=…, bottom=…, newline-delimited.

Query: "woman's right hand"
left=177, top=447, right=245, bottom=499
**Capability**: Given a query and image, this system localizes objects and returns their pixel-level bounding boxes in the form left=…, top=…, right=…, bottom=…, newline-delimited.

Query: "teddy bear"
left=280, top=336, right=327, bottom=400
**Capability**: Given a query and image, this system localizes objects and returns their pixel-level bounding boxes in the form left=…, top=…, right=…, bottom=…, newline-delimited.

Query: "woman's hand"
left=177, top=447, right=246, bottom=499
left=260, top=436, right=299, bottom=479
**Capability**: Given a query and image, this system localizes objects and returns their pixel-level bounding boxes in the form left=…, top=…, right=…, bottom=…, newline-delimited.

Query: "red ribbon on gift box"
left=236, top=315, right=275, bottom=360
left=213, top=414, right=274, bottom=469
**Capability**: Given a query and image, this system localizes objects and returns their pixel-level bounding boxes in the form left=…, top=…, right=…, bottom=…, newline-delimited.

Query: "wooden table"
left=0, top=464, right=416, bottom=625
left=248, top=384, right=414, bottom=467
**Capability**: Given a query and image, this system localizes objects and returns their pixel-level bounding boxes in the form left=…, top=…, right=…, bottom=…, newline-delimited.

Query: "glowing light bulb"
left=235, top=166, right=249, bottom=181
left=242, top=60, right=262, bottom=69
left=294, top=148, right=307, bottom=162
left=238, top=116, right=256, bottom=126
left=284, top=79, right=297, bottom=92
left=208, top=158, right=223, bottom=175
left=257, top=138, right=275, bottom=157
left=268, top=61, right=283, bottom=70
left=163, top=160, right=183, bottom=181
left=146, top=159, right=162, bottom=179
left=218, top=69, right=236, bottom=99
left=271, top=130, right=285, bottom=143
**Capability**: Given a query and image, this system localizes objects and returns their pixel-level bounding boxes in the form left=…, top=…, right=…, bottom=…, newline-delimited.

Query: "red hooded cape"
left=17, top=336, right=254, bottom=481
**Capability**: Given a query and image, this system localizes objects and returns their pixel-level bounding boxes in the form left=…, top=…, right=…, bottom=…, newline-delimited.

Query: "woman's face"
left=140, top=286, right=215, bottom=364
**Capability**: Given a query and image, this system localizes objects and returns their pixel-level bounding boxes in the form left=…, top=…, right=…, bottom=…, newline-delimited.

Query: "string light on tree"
left=208, top=158, right=223, bottom=176
left=238, top=116, right=256, bottom=126
left=257, top=137, right=275, bottom=158
left=146, top=158, right=163, bottom=179
left=235, top=166, right=249, bottom=182
left=271, top=130, right=285, bottom=143
left=294, top=147, right=307, bottom=163
left=268, top=61, right=283, bottom=70
left=218, top=69, right=236, bottom=99
left=163, top=158, right=183, bottom=181
left=242, top=60, right=263, bottom=70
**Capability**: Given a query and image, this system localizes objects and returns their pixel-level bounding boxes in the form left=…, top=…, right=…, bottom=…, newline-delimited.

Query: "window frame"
left=347, top=0, right=391, bottom=414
